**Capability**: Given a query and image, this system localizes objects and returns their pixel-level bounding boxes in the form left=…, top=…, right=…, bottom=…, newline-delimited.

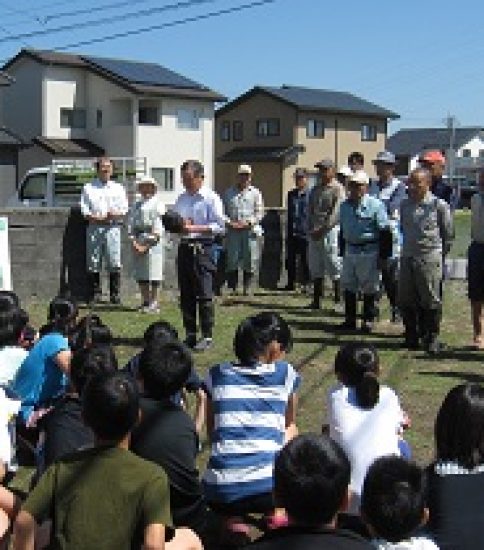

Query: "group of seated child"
left=0, top=292, right=480, bottom=549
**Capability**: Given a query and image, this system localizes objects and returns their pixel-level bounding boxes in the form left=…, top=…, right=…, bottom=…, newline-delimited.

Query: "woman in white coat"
left=128, top=176, right=165, bottom=312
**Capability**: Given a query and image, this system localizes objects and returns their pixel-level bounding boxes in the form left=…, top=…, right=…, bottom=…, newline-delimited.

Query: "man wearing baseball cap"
left=369, top=151, right=407, bottom=323
left=419, top=150, right=453, bottom=205
left=223, top=164, right=264, bottom=296
left=338, top=171, right=390, bottom=332
left=285, top=168, right=310, bottom=291
left=307, top=159, right=346, bottom=310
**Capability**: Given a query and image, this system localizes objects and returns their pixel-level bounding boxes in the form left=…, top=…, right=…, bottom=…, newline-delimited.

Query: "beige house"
left=215, top=86, right=398, bottom=207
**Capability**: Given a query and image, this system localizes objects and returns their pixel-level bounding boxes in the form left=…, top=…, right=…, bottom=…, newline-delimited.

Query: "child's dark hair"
left=72, top=315, right=113, bottom=351
left=334, top=342, right=380, bottom=409
left=348, top=151, right=365, bottom=166
left=234, top=311, right=292, bottom=364
left=361, top=456, right=426, bottom=543
left=435, top=383, right=484, bottom=470
left=44, top=297, right=78, bottom=336
left=274, top=434, right=350, bottom=526
left=70, top=346, right=118, bottom=396
left=139, top=341, right=192, bottom=400
left=0, top=308, right=22, bottom=347
left=0, top=291, right=20, bottom=311
left=143, top=320, right=178, bottom=346
left=82, top=372, right=139, bottom=441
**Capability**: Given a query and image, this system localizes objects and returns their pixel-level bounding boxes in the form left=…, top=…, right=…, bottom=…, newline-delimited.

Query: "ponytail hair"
left=334, top=343, right=380, bottom=409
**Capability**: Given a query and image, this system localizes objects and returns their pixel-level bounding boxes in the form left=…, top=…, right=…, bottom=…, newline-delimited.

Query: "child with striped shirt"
left=203, top=312, right=300, bottom=526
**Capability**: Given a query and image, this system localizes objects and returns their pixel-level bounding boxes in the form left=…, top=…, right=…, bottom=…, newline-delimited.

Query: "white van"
left=8, top=157, right=148, bottom=207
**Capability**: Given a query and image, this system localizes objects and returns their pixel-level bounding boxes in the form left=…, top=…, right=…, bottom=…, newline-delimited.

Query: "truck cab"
left=8, top=157, right=148, bottom=207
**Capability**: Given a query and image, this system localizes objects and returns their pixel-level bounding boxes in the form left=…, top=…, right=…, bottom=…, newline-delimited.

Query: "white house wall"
left=1, top=57, right=43, bottom=140
left=86, top=72, right=134, bottom=157
left=43, top=65, right=87, bottom=139
left=456, top=135, right=484, bottom=158
left=136, top=98, right=214, bottom=203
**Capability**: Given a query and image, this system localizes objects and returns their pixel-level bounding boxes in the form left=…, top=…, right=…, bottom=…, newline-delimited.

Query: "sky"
left=0, top=0, right=482, bottom=135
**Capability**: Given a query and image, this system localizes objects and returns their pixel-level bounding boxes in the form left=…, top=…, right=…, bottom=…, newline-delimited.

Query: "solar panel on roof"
left=83, top=55, right=206, bottom=90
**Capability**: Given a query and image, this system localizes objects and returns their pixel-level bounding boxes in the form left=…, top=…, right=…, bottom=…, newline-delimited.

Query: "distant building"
left=0, top=48, right=225, bottom=203
left=387, top=127, right=484, bottom=177
left=215, top=85, right=398, bottom=207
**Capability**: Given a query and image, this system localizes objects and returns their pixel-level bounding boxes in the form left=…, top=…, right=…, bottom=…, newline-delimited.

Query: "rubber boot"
left=425, top=308, right=445, bottom=355
left=226, top=271, right=238, bottom=294
left=109, top=270, right=121, bottom=305
left=88, top=272, right=101, bottom=304
left=243, top=271, right=253, bottom=296
left=401, top=308, right=419, bottom=349
left=337, top=291, right=357, bottom=331
left=309, top=278, right=323, bottom=309
left=362, top=294, right=377, bottom=333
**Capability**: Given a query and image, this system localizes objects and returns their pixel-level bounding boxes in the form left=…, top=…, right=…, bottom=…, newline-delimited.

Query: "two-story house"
left=1, top=48, right=225, bottom=203
left=215, top=85, right=398, bottom=207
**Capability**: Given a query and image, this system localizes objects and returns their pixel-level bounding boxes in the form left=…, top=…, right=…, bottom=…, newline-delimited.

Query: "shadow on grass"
left=112, top=336, right=144, bottom=347
left=413, top=348, right=483, bottom=363
left=419, top=370, right=484, bottom=384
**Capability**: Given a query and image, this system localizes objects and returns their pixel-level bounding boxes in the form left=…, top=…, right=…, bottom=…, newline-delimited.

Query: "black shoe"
left=184, top=335, right=197, bottom=349
left=110, top=295, right=121, bottom=305
left=426, top=338, right=446, bottom=355
left=308, top=300, right=320, bottom=310
left=335, top=320, right=357, bottom=332
left=283, top=284, right=295, bottom=291
left=404, top=337, right=420, bottom=350
left=391, top=307, right=402, bottom=323
left=361, top=321, right=374, bottom=334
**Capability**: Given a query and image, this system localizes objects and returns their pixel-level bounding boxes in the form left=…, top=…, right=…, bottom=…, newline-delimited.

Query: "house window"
left=233, top=120, right=243, bottom=141
left=20, top=174, right=47, bottom=201
left=151, top=167, right=174, bottom=192
left=256, top=118, right=280, bottom=137
left=60, top=108, right=86, bottom=129
left=96, top=109, right=103, bottom=129
left=177, top=109, right=199, bottom=130
left=220, top=121, right=230, bottom=141
left=462, top=148, right=472, bottom=158
left=307, top=119, right=325, bottom=138
left=361, top=123, right=377, bottom=142
left=139, top=100, right=160, bottom=125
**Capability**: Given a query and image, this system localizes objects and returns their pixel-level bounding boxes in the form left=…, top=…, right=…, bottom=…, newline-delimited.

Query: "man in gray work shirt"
left=399, top=167, right=454, bottom=354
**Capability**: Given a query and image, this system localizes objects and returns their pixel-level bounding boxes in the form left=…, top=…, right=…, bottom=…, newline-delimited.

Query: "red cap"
left=419, top=150, right=445, bottom=164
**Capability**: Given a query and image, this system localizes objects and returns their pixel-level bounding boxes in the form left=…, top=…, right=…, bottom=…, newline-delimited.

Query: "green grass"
left=21, top=212, right=476, bottom=467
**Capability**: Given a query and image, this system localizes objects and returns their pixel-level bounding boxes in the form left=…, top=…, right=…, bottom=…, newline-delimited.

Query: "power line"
left=0, top=0, right=218, bottom=44
left=52, top=0, right=277, bottom=51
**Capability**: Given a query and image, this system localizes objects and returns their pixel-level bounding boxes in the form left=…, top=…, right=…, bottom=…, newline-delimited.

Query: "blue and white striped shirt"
left=203, top=360, right=300, bottom=503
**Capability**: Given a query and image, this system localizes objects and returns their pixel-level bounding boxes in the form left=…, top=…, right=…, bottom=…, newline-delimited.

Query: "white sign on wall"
left=0, top=217, right=12, bottom=291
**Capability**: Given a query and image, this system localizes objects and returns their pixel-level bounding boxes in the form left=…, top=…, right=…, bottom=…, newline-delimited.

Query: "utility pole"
left=445, top=114, right=457, bottom=203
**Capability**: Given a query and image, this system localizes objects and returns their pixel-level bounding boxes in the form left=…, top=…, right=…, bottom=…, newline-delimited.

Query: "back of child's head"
left=234, top=311, right=293, bottom=364
left=82, top=372, right=139, bottom=441
left=71, top=314, right=113, bottom=350
left=274, top=433, right=350, bottom=526
left=70, top=346, right=118, bottom=396
left=143, top=320, right=178, bottom=346
left=0, top=291, right=20, bottom=312
left=334, top=342, right=380, bottom=409
left=139, top=340, right=192, bottom=400
left=361, top=456, right=426, bottom=543
left=46, top=297, right=78, bottom=336
left=0, top=307, right=22, bottom=347
left=435, top=383, right=484, bottom=470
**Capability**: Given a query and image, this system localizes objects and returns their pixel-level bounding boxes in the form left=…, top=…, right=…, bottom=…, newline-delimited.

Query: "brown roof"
left=219, top=145, right=305, bottom=163
left=33, top=137, right=105, bottom=157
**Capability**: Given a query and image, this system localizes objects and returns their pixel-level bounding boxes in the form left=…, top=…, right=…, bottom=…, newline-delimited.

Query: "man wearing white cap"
left=369, top=151, right=407, bottom=322
left=339, top=171, right=390, bottom=332
left=223, top=164, right=264, bottom=295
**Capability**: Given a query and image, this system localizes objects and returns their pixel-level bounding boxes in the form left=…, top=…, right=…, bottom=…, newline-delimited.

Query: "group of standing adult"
left=285, top=149, right=455, bottom=354
left=79, top=150, right=475, bottom=355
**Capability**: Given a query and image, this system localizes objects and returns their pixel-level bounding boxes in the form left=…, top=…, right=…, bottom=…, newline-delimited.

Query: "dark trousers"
left=286, top=235, right=309, bottom=287
left=177, top=242, right=216, bottom=338
left=380, top=258, right=399, bottom=309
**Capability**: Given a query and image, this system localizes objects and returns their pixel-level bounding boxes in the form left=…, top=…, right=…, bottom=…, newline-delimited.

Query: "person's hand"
left=228, top=220, right=248, bottom=230
left=132, top=241, right=148, bottom=254
left=182, top=218, right=194, bottom=233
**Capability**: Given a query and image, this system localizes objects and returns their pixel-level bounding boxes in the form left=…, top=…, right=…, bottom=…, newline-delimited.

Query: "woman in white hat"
left=127, top=176, right=165, bottom=312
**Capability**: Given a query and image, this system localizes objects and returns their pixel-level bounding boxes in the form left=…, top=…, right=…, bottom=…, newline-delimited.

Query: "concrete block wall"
left=0, top=207, right=286, bottom=303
